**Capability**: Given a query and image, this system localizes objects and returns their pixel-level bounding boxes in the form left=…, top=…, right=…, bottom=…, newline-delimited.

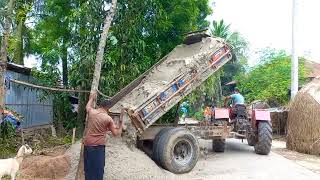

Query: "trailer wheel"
left=246, top=133, right=256, bottom=146
left=159, top=129, right=199, bottom=174
left=212, top=139, right=225, bottom=152
left=254, top=121, right=272, bottom=155
left=157, top=128, right=185, bottom=167
left=152, top=127, right=174, bottom=163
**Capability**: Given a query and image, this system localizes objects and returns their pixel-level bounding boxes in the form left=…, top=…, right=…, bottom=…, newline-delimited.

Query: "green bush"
left=236, top=50, right=307, bottom=106
left=0, top=121, right=18, bottom=158
left=194, top=110, right=204, bottom=121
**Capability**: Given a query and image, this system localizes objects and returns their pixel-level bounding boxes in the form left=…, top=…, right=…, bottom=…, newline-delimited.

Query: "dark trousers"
left=84, top=145, right=105, bottom=180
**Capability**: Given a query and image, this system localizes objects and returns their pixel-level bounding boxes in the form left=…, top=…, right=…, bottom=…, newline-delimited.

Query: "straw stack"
left=287, top=78, right=320, bottom=155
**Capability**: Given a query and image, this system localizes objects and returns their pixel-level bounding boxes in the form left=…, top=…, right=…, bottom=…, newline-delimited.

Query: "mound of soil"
left=18, top=147, right=71, bottom=180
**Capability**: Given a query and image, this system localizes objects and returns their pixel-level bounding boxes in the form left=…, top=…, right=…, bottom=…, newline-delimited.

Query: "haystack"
left=287, top=78, right=320, bottom=155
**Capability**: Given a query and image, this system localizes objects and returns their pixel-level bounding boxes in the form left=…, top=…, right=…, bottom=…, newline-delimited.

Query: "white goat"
left=0, top=144, right=32, bottom=180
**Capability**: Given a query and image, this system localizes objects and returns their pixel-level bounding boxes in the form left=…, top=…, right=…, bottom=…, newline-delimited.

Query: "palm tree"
left=211, top=20, right=249, bottom=102
left=212, top=19, right=248, bottom=60
left=211, top=20, right=230, bottom=39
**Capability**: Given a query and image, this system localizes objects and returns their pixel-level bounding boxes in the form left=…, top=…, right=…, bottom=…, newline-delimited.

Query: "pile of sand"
left=65, top=137, right=175, bottom=180
left=105, top=137, right=174, bottom=180
left=287, top=78, right=320, bottom=155
left=18, top=148, right=70, bottom=180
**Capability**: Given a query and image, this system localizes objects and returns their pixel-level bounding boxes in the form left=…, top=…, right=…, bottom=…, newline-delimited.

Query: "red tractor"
left=212, top=105, right=272, bottom=155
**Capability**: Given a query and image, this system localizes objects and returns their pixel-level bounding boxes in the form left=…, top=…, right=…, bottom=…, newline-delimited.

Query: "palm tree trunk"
left=75, top=1, right=117, bottom=179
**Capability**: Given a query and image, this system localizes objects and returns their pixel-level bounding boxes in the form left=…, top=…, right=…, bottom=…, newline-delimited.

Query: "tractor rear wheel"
left=212, top=139, right=225, bottom=152
left=254, top=121, right=272, bottom=155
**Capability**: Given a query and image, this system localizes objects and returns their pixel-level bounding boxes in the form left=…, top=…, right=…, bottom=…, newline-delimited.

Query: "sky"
left=25, top=0, right=320, bottom=68
left=207, top=0, right=320, bottom=66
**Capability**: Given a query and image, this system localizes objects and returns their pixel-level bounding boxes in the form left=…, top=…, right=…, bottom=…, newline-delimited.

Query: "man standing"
left=179, top=101, right=189, bottom=123
left=83, top=92, right=127, bottom=180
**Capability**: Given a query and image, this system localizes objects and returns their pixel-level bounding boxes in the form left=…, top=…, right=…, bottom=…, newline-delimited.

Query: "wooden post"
left=72, top=128, right=76, bottom=144
left=50, top=125, right=57, bottom=137
left=21, top=129, right=25, bottom=145
left=75, top=1, right=118, bottom=179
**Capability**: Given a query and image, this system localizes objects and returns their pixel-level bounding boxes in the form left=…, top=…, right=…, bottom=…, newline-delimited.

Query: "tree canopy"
left=1, top=0, right=213, bottom=131
left=236, top=49, right=307, bottom=106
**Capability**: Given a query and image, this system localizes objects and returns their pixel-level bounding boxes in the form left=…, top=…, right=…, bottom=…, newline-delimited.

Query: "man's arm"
left=224, top=96, right=231, bottom=107
left=109, top=108, right=128, bottom=136
left=86, top=92, right=97, bottom=113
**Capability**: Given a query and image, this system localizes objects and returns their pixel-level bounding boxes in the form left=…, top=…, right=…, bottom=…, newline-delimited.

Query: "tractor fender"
left=251, top=109, right=271, bottom=129
left=214, top=108, right=230, bottom=120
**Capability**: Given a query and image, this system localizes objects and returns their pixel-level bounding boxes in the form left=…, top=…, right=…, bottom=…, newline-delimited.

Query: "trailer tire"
left=212, top=139, right=225, bottom=152
left=157, top=128, right=185, bottom=167
left=152, top=127, right=174, bottom=163
left=254, top=121, right=272, bottom=155
left=158, top=129, right=199, bottom=174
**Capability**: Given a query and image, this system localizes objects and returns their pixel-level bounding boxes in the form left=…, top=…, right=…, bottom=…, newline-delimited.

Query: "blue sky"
left=207, top=0, right=320, bottom=66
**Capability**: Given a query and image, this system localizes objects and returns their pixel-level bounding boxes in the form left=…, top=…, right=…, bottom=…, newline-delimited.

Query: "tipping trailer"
left=108, top=31, right=272, bottom=174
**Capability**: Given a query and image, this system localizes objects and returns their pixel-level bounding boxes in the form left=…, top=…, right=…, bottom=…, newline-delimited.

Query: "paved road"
left=174, top=138, right=320, bottom=180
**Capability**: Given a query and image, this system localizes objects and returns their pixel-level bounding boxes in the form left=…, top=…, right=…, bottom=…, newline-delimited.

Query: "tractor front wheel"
left=212, top=139, right=225, bottom=152
left=246, top=132, right=256, bottom=146
left=254, top=121, right=272, bottom=155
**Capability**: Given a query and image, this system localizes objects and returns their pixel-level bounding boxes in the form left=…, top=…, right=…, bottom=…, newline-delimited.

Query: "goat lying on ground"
left=0, top=144, right=32, bottom=180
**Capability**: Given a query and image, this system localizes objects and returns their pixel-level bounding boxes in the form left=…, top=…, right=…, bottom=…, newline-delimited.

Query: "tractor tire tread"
left=254, top=122, right=272, bottom=155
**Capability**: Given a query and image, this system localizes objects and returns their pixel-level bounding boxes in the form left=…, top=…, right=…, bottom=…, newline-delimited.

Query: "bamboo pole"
left=75, top=1, right=118, bottom=179
left=9, top=79, right=111, bottom=98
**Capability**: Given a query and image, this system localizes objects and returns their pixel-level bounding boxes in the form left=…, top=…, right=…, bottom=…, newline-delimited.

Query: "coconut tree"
left=211, top=19, right=230, bottom=39
left=211, top=19, right=249, bottom=101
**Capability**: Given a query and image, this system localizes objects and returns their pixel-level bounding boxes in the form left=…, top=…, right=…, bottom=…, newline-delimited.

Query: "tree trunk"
left=76, top=81, right=87, bottom=135
left=62, top=44, right=68, bottom=87
left=75, top=1, right=117, bottom=179
left=13, top=15, right=25, bottom=65
left=217, top=71, right=223, bottom=107
left=0, top=0, right=15, bottom=120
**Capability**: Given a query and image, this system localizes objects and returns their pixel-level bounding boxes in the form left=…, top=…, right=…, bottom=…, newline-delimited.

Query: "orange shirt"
left=204, top=107, right=212, bottom=116
left=83, top=109, right=113, bottom=146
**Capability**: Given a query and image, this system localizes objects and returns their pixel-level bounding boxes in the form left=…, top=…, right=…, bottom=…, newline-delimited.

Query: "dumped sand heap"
left=65, top=137, right=174, bottom=180
left=287, top=78, right=320, bottom=155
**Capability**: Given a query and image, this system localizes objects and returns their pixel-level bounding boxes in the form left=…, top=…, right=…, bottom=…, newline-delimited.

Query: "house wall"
left=5, top=70, right=53, bottom=128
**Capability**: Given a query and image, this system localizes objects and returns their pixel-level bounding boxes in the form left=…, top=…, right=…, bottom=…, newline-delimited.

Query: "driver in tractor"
left=224, top=87, right=246, bottom=120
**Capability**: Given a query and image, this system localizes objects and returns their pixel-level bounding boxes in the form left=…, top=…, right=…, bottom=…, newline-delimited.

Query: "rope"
left=9, top=79, right=111, bottom=99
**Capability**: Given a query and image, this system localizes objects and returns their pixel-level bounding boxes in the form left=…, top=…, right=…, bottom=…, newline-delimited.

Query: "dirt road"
left=175, top=139, right=320, bottom=180
left=65, top=138, right=320, bottom=180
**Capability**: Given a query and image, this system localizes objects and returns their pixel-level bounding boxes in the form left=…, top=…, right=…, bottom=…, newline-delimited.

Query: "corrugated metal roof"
left=6, top=62, right=31, bottom=75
